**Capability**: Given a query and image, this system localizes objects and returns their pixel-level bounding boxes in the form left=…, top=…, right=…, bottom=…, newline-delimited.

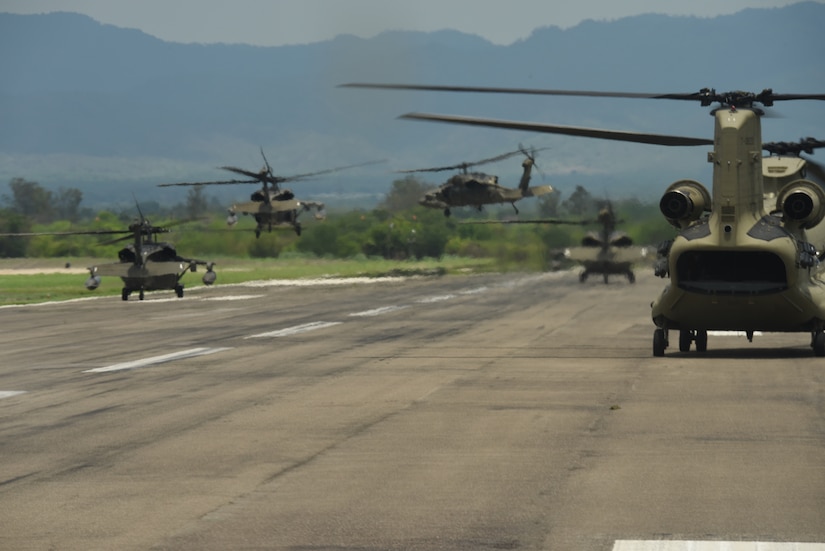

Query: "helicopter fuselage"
left=651, top=107, right=825, bottom=335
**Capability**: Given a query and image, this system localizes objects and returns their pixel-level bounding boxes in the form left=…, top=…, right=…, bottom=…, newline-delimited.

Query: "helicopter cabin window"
left=675, top=250, right=787, bottom=294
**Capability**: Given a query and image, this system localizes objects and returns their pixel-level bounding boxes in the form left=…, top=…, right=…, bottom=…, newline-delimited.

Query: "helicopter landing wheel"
left=653, top=328, right=667, bottom=357
left=579, top=271, right=588, bottom=283
left=294, top=224, right=302, bottom=236
left=627, top=270, right=635, bottom=284
left=121, top=288, right=130, bottom=301
left=139, top=289, right=145, bottom=301
left=695, top=330, right=708, bottom=352
left=175, top=285, right=184, bottom=298
left=679, top=330, right=692, bottom=352
left=603, top=273, right=609, bottom=284
left=444, top=208, right=451, bottom=217
left=813, top=332, right=825, bottom=357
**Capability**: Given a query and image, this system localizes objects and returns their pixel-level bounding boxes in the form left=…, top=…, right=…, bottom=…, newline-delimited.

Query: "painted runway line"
left=202, top=294, right=263, bottom=301
left=0, top=391, right=26, bottom=399
left=348, top=305, right=409, bottom=317
left=613, top=541, right=825, bottom=550
left=245, top=321, right=342, bottom=339
left=83, top=347, right=232, bottom=373
left=416, top=294, right=456, bottom=303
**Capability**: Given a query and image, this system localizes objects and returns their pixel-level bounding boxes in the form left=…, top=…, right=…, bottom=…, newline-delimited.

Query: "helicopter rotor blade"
left=284, top=159, right=387, bottom=181
left=397, top=147, right=549, bottom=174
left=158, top=178, right=262, bottom=187
left=342, top=83, right=825, bottom=107
left=399, top=112, right=714, bottom=147
left=460, top=218, right=591, bottom=225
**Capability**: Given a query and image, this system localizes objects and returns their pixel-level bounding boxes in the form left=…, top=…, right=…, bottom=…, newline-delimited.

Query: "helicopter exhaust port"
left=777, top=179, right=825, bottom=230
left=659, top=179, right=711, bottom=228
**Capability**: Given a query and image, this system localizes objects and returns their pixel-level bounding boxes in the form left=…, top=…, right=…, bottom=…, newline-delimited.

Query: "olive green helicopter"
left=159, top=149, right=382, bottom=237
left=1, top=204, right=216, bottom=301
left=397, top=146, right=553, bottom=216
left=464, top=200, right=647, bottom=284
left=341, top=82, right=825, bottom=356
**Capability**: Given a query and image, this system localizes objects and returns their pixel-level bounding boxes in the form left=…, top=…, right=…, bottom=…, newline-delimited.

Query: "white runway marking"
left=0, top=391, right=26, bottom=399
left=416, top=294, right=456, bottom=303
left=613, top=541, right=825, bottom=550
left=83, top=347, right=232, bottom=373
left=202, top=294, right=263, bottom=301
left=348, top=305, right=409, bottom=317
left=459, top=286, right=488, bottom=295
left=245, top=321, right=342, bottom=339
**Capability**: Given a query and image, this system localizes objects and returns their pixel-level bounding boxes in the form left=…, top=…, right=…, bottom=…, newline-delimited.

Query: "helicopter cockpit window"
left=676, top=250, right=787, bottom=295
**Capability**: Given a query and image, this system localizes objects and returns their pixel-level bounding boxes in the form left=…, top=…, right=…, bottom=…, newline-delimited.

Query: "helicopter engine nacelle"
left=659, top=179, right=711, bottom=229
left=776, top=179, right=825, bottom=230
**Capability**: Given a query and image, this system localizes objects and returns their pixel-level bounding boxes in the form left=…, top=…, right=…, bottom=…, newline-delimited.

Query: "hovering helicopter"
left=342, top=82, right=825, bottom=356
left=398, top=146, right=553, bottom=216
left=159, top=149, right=382, bottom=237
left=1, top=206, right=216, bottom=301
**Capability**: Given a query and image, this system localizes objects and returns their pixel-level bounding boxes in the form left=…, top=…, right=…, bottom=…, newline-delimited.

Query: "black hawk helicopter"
left=1, top=206, right=216, bottom=301
left=159, top=149, right=382, bottom=237
left=342, top=82, right=825, bottom=356
left=397, top=146, right=553, bottom=216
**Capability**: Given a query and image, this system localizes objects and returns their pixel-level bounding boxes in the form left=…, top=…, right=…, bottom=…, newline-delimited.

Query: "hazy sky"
left=0, top=0, right=813, bottom=46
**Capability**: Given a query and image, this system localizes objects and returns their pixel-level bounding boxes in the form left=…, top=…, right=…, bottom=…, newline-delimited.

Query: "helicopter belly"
left=651, top=284, right=825, bottom=332
left=121, top=274, right=180, bottom=291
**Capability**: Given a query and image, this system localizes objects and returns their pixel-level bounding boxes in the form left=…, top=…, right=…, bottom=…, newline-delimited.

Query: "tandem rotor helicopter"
left=342, top=82, right=825, bottom=356
left=1, top=205, right=216, bottom=301
left=397, top=146, right=553, bottom=216
left=159, top=149, right=383, bottom=238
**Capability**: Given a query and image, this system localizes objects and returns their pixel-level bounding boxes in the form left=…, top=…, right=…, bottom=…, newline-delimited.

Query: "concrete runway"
left=0, top=270, right=823, bottom=550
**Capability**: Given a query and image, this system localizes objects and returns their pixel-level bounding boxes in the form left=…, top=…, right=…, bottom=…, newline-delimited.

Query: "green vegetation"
left=0, top=177, right=676, bottom=305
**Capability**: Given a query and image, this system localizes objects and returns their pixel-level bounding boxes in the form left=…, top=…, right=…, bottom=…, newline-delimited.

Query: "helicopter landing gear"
left=579, top=271, right=588, bottom=283
left=678, top=329, right=708, bottom=353
left=603, top=273, right=609, bottom=284
left=695, top=330, right=708, bottom=352
left=812, top=331, right=825, bottom=357
left=653, top=328, right=668, bottom=357
left=138, top=289, right=145, bottom=301
left=679, top=330, right=692, bottom=352
left=626, top=270, right=636, bottom=284
left=121, top=288, right=130, bottom=301
left=443, top=208, right=451, bottom=217
left=294, top=223, right=302, bottom=236
left=175, top=284, right=184, bottom=298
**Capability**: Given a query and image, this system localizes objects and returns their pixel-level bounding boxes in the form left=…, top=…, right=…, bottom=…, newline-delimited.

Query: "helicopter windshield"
left=676, top=250, right=788, bottom=295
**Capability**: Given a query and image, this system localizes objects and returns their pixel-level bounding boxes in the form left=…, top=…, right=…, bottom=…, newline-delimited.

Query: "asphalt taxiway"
left=0, top=270, right=823, bottom=550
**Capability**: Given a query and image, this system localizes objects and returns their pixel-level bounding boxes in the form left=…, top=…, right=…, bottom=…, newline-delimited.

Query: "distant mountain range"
left=1, top=3, right=824, bottom=208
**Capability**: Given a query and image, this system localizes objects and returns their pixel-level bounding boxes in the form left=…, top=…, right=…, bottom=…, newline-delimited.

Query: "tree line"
left=0, top=177, right=675, bottom=267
